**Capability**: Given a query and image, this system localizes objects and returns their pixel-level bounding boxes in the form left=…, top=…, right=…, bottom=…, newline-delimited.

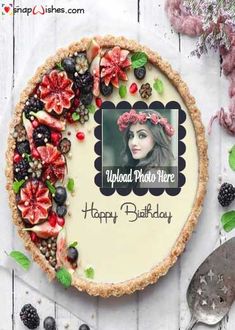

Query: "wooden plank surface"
left=0, top=0, right=234, bottom=329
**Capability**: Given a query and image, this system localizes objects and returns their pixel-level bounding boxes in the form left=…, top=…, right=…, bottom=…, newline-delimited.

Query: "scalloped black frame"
left=94, top=101, right=186, bottom=196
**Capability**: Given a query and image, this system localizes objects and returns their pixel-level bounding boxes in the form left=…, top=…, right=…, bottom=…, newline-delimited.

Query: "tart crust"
left=5, top=35, right=208, bottom=297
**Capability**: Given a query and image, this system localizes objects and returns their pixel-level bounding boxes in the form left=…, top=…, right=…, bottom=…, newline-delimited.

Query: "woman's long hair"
left=122, top=110, right=174, bottom=169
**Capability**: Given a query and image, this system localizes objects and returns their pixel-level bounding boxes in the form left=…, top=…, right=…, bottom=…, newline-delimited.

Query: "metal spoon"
left=185, top=237, right=235, bottom=329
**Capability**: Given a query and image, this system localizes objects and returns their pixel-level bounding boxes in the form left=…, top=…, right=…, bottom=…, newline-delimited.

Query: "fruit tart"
left=6, top=36, right=208, bottom=297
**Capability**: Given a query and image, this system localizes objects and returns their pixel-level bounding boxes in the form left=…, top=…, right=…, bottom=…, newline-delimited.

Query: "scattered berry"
left=16, top=140, right=30, bottom=155
left=80, top=92, right=93, bottom=106
left=49, top=212, right=57, bottom=227
left=134, top=66, right=146, bottom=80
left=95, top=97, right=102, bottom=108
left=54, top=186, right=67, bottom=205
left=76, top=131, right=85, bottom=141
left=30, top=232, right=38, bottom=243
left=14, top=159, right=30, bottom=181
left=32, top=120, right=39, bottom=128
left=79, top=324, right=90, bottom=330
left=218, top=182, right=235, bottom=207
left=56, top=205, right=67, bottom=217
left=62, top=57, right=76, bottom=74
left=58, top=138, right=71, bottom=154
left=67, top=246, right=79, bottom=263
left=73, top=97, right=80, bottom=108
left=100, top=82, right=113, bottom=97
left=20, top=304, right=40, bottom=329
left=129, top=83, right=138, bottom=94
left=57, top=216, right=65, bottom=227
left=33, top=125, right=51, bottom=147
left=51, top=131, right=62, bottom=146
left=43, top=316, right=56, bottom=330
left=13, top=153, right=22, bottom=163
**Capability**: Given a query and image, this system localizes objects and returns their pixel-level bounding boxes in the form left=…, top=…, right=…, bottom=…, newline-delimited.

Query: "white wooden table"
left=0, top=0, right=235, bottom=329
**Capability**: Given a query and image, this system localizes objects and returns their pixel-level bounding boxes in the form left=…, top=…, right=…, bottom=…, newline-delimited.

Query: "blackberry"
left=100, top=82, right=113, bottom=97
left=43, top=316, right=56, bottom=330
left=20, top=304, right=40, bottom=329
left=33, top=125, right=51, bottom=147
left=16, top=140, right=30, bottom=155
left=74, top=71, right=94, bottom=93
left=134, top=66, right=146, bottom=80
left=80, top=92, right=93, bottom=106
left=218, top=182, right=235, bottom=207
left=23, top=97, right=44, bottom=120
left=14, top=159, right=30, bottom=181
left=62, top=57, right=76, bottom=74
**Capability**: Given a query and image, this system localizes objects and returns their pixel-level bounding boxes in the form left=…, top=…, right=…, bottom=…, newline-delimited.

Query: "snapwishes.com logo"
left=1, top=3, right=13, bottom=15
left=1, top=4, right=85, bottom=16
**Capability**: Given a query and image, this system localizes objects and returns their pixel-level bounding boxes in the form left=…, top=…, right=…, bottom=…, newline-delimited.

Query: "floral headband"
left=117, top=109, right=175, bottom=137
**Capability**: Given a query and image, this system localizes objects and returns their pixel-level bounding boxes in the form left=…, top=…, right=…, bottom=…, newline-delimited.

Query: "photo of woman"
left=116, top=109, right=176, bottom=188
left=102, top=108, right=178, bottom=189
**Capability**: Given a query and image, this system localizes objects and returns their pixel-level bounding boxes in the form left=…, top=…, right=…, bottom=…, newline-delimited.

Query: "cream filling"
left=64, top=65, right=199, bottom=283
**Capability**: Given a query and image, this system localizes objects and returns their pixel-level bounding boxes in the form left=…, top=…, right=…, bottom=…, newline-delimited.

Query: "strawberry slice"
left=17, top=180, right=52, bottom=225
left=37, top=144, right=66, bottom=183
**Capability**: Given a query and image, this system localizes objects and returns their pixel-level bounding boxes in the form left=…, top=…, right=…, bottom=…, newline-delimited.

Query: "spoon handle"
left=185, top=315, right=197, bottom=330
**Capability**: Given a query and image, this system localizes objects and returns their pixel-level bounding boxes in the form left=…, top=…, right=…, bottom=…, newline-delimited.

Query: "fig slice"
left=24, top=222, right=62, bottom=239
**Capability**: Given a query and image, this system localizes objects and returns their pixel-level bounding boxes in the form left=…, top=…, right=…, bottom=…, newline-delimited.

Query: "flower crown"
left=117, top=109, right=175, bottom=137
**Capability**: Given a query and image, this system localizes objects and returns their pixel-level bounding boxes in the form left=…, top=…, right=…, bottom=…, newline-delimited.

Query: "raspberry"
left=218, top=182, right=235, bottom=207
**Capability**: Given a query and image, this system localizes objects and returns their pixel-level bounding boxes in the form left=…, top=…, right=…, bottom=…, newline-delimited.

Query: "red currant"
left=129, top=83, right=138, bottom=94
left=76, top=131, right=85, bottom=141
left=96, top=97, right=102, bottom=108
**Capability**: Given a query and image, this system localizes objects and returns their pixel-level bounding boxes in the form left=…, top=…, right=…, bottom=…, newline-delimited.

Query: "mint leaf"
left=229, top=145, right=235, bottom=170
left=9, top=251, right=31, bottom=270
left=69, top=241, right=78, bottom=248
left=56, top=62, right=64, bottom=71
left=153, top=78, right=164, bottom=95
left=87, top=104, right=96, bottom=114
left=84, top=266, right=95, bottom=279
left=119, top=85, right=127, bottom=98
left=67, top=178, right=75, bottom=193
left=72, top=112, right=80, bottom=121
left=56, top=268, right=72, bottom=288
left=12, top=179, right=25, bottom=194
left=131, top=52, right=148, bottom=69
left=221, top=210, right=235, bottom=232
left=23, top=153, right=32, bottom=162
left=46, top=180, right=56, bottom=195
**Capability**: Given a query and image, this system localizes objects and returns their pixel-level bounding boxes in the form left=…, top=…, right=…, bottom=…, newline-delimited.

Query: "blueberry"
left=134, top=66, right=146, bottom=80
left=43, top=316, right=56, bottom=330
left=67, top=247, right=79, bottom=263
left=56, top=205, right=67, bottom=217
left=54, top=186, right=67, bottom=205
left=100, top=82, right=113, bottom=97
left=80, top=92, right=93, bottom=106
left=79, top=325, right=90, bottom=330
left=62, top=57, right=76, bottom=74
left=16, top=140, right=30, bottom=155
